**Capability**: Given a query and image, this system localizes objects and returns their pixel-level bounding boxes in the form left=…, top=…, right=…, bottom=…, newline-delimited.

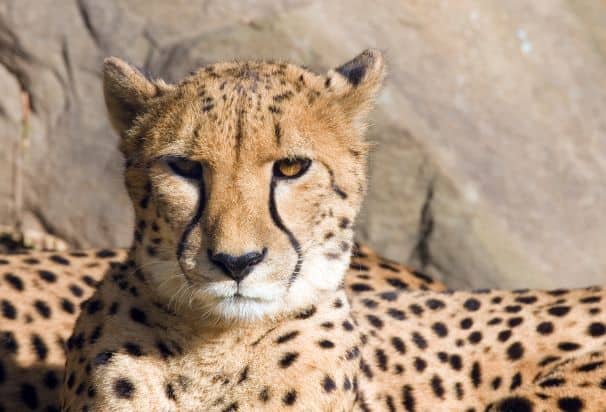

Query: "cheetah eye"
left=166, top=157, right=203, bottom=180
left=273, top=158, right=312, bottom=179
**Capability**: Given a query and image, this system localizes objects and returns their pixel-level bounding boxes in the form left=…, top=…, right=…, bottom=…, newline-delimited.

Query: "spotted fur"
left=1, top=50, right=606, bottom=411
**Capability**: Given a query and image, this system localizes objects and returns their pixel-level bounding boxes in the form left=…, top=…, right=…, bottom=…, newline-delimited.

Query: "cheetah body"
left=1, top=51, right=605, bottom=411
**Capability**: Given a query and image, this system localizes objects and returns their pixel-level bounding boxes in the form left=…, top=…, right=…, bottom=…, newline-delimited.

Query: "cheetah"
left=0, top=50, right=604, bottom=411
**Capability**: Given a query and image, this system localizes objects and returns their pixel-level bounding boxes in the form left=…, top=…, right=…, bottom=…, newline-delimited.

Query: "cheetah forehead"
left=104, top=50, right=386, bottom=163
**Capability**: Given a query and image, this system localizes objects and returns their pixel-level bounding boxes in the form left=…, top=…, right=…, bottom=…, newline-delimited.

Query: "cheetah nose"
left=207, top=248, right=267, bottom=283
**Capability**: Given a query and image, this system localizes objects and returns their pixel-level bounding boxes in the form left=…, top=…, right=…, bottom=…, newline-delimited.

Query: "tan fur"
left=2, top=51, right=606, bottom=411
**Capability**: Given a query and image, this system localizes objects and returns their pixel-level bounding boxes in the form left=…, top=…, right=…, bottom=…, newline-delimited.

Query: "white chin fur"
left=145, top=251, right=348, bottom=322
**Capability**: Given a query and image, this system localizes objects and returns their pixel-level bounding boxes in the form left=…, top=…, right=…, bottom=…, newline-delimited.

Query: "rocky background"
left=1, top=0, right=605, bottom=289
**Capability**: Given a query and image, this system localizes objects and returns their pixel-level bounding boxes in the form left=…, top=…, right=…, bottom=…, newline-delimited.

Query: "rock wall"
left=1, top=0, right=605, bottom=288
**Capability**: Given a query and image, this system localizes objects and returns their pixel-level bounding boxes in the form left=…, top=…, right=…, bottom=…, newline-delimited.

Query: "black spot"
left=4, top=273, right=24, bottom=291
left=491, top=377, right=502, bottom=390
left=449, top=354, right=463, bottom=371
left=345, top=346, right=361, bottom=360
left=515, top=295, right=538, bottom=304
left=460, top=318, right=473, bottom=329
left=431, top=322, right=448, bottom=337
left=34, top=300, right=51, bottom=318
left=342, top=320, right=354, bottom=331
left=43, top=371, right=59, bottom=389
left=539, top=378, right=565, bottom=387
left=1, top=300, right=16, bottom=319
left=504, top=305, right=522, bottom=313
left=31, top=334, right=48, bottom=361
left=580, top=296, right=601, bottom=304
left=498, top=330, right=512, bottom=342
left=430, top=375, right=445, bottom=399
left=96, top=249, right=117, bottom=258
left=470, top=361, right=481, bottom=387
left=402, top=384, right=415, bottom=412
left=558, top=342, right=581, bottom=351
left=350, top=262, right=369, bottom=271
left=237, top=366, right=249, bottom=384
left=259, top=387, right=270, bottom=402
left=282, top=389, right=297, bottom=405
left=129, top=307, right=148, bottom=325
left=20, top=383, right=38, bottom=409
left=93, top=351, right=114, bottom=366
left=375, top=348, right=388, bottom=371
left=38, top=270, right=57, bottom=283
left=379, top=262, right=400, bottom=272
left=2, top=331, right=19, bottom=354
left=322, top=375, right=336, bottom=393
left=66, top=372, right=75, bottom=389
left=557, top=397, right=583, bottom=412
left=50, top=255, right=70, bottom=265
left=59, top=298, right=75, bottom=314
left=89, top=325, right=103, bottom=344
left=411, top=332, right=427, bottom=350
left=414, top=357, right=427, bottom=372
left=468, top=331, right=482, bottom=344
left=339, top=217, right=350, bottom=229
left=295, top=305, right=316, bottom=319
left=359, top=358, right=373, bottom=378
left=113, top=378, right=135, bottom=399
left=156, top=341, right=175, bottom=359
left=539, top=355, right=561, bottom=367
left=387, top=278, right=408, bottom=290
left=165, top=383, right=176, bottom=401
left=425, top=299, right=445, bottom=310
left=507, top=317, right=523, bottom=328
left=409, top=304, right=424, bottom=316
left=387, top=308, right=406, bottom=320
left=343, top=375, right=353, bottom=391
left=276, top=331, right=299, bottom=344
left=507, top=342, right=524, bottom=360
left=411, top=270, right=434, bottom=284
left=350, top=283, right=374, bottom=292
left=279, top=352, right=299, bottom=368
left=379, top=291, right=398, bottom=301
left=588, top=322, right=606, bottom=337
left=463, top=298, right=481, bottom=311
left=536, top=321, right=554, bottom=335
left=495, top=396, right=533, bottom=412
left=318, top=339, right=335, bottom=349
left=577, top=360, right=603, bottom=372
left=367, top=314, right=384, bottom=329
left=548, top=306, right=571, bottom=317
left=391, top=336, right=406, bottom=354
left=124, top=342, right=143, bottom=357
left=86, top=299, right=103, bottom=314
left=509, top=372, right=522, bottom=390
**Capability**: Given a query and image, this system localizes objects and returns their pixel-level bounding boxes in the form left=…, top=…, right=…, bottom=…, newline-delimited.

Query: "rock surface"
left=1, top=0, right=605, bottom=288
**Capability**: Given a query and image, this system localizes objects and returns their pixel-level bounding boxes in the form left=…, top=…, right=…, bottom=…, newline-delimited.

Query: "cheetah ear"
left=326, top=49, right=386, bottom=125
left=103, top=57, right=159, bottom=135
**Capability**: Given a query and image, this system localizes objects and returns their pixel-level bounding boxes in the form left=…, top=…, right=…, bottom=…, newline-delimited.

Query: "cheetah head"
left=104, top=50, right=385, bottom=322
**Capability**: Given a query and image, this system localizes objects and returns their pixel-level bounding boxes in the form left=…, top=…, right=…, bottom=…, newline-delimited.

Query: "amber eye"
left=166, top=157, right=203, bottom=180
left=273, top=158, right=312, bottom=179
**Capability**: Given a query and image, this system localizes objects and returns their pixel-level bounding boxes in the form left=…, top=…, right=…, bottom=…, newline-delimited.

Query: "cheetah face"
left=104, top=51, right=384, bottom=321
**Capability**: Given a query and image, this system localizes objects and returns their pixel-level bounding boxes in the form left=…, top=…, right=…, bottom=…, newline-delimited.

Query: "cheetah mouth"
left=226, top=293, right=270, bottom=303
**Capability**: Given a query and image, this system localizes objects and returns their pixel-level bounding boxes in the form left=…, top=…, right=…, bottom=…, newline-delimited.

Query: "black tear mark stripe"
left=321, top=162, right=348, bottom=200
left=269, top=178, right=302, bottom=287
left=176, top=180, right=207, bottom=260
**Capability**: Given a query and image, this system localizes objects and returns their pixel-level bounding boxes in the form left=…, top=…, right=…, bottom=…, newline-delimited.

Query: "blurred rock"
left=0, top=0, right=605, bottom=288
